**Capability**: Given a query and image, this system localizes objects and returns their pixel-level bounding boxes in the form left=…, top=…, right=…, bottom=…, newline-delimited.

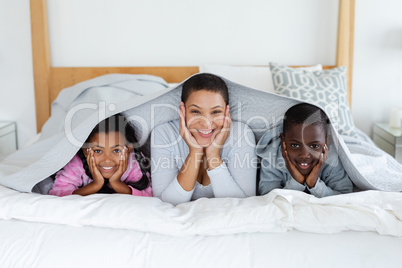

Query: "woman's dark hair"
left=181, top=73, right=229, bottom=105
left=283, top=103, right=330, bottom=137
left=78, top=114, right=150, bottom=193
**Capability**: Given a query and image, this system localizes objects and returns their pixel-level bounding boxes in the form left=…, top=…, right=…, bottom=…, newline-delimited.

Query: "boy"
left=256, top=103, right=353, bottom=197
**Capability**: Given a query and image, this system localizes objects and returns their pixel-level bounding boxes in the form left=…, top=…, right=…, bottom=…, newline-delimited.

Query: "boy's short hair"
left=283, top=103, right=330, bottom=137
left=181, top=73, right=229, bottom=104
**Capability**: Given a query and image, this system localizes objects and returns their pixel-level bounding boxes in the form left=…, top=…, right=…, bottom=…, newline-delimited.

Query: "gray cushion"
left=270, top=62, right=357, bottom=137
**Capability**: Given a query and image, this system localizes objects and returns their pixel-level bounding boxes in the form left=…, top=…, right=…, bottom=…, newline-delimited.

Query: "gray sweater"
left=151, top=120, right=257, bottom=205
left=256, top=125, right=353, bottom=198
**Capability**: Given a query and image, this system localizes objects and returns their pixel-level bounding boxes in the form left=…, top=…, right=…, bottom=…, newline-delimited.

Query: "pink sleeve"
left=49, top=155, right=87, bottom=197
left=128, top=183, right=153, bottom=197
left=123, top=153, right=153, bottom=197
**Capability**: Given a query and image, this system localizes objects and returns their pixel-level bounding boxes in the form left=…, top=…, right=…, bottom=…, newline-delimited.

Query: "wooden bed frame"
left=30, top=0, right=355, bottom=132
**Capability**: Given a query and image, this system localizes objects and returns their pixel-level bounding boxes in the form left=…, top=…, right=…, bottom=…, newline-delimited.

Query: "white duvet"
left=0, top=185, right=401, bottom=237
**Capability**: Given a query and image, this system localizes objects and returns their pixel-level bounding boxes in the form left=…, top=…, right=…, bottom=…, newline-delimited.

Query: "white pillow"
left=199, top=64, right=322, bottom=93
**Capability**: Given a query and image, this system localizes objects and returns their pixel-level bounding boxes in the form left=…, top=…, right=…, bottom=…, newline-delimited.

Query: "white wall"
left=47, top=0, right=338, bottom=66
left=1, top=0, right=401, bottom=147
left=0, top=0, right=36, bottom=147
left=352, top=0, right=402, bottom=134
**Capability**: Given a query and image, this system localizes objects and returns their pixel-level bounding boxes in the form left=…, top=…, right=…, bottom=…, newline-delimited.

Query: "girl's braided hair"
left=77, top=114, right=150, bottom=192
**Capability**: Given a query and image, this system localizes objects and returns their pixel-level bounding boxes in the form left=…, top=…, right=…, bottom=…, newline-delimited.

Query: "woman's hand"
left=305, top=144, right=329, bottom=188
left=179, top=102, right=203, bottom=154
left=281, top=141, right=305, bottom=185
left=205, top=105, right=231, bottom=169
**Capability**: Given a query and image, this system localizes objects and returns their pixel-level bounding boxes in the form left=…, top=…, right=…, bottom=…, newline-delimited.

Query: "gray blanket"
left=0, top=74, right=401, bottom=192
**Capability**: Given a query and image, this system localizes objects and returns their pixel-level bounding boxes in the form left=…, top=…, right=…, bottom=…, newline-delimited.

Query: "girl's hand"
left=281, top=141, right=305, bottom=184
left=109, top=146, right=129, bottom=184
left=86, top=149, right=104, bottom=186
left=306, top=144, right=329, bottom=188
left=179, top=102, right=203, bottom=153
left=109, top=147, right=134, bottom=195
left=205, top=105, right=231, bottom=159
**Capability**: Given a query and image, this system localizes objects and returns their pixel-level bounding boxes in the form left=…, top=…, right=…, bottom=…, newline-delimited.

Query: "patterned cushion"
left=270, top=62, right=357, bottom=137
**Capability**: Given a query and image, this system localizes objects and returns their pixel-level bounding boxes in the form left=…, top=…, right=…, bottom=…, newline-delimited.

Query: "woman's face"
left=184, top=90, right=227, bottom=147
left=84, top=131, right=129, bottom=179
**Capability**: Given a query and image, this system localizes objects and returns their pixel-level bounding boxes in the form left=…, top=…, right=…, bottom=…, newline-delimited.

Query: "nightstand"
left=373, top=123, right=402, bottom=163
left=0, top=121, right=18, bottom=155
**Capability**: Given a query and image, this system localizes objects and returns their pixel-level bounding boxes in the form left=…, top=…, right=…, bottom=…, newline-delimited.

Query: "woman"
left=151, top=73, right=257, bottom=205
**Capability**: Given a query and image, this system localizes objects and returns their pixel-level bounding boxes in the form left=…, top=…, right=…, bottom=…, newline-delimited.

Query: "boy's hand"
left=305, top=144, right=329, bottom=188
left=281, top=141, right=305, bottom=184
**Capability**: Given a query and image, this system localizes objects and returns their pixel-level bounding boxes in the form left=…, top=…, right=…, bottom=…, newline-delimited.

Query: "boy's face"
left=281, top=124, right=327, bottom=176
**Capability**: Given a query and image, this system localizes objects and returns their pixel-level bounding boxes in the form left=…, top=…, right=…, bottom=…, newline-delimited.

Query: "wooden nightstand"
left=373, top=123, right=402, bottom=163
left=0, top=121, right=18, bottom=155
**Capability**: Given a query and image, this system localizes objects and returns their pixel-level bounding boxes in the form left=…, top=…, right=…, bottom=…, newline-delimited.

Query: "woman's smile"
left=197, top=128, right=215, bottom=138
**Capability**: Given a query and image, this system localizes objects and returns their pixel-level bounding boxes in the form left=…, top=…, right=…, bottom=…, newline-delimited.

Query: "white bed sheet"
left=1, top=182, right=402, bottom=267
left=1, top=219, right=401, bottom=268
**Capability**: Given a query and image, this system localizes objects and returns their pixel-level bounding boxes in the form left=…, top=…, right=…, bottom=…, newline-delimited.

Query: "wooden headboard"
left=30, top=0, right=355, bottom=132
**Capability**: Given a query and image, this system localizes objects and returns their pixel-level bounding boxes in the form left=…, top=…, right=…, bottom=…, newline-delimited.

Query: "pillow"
left=270, top=62, right=357, bottom=137
left=199, top=64, right=323, bottom=93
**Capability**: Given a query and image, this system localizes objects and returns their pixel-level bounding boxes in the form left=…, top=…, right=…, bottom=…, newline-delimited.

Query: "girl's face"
left=281, top=124, right=326, bottom=176
left=83, top=131, right=129, bottom=179
left=184, top=90, right=227, bottom=147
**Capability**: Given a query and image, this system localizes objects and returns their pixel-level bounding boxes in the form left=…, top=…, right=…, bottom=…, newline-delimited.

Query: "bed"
left=1, top=0, right=402, bottom=267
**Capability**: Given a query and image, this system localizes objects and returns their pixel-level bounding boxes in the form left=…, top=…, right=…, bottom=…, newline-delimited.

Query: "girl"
left=151, top=73, right=257, bottom=205
left=49, top=114, right=152, bottom=197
